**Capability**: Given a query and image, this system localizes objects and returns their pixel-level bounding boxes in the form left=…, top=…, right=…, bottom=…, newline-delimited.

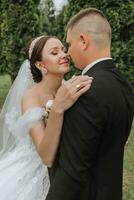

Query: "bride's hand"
left=52, top=75, right=93, bottom=114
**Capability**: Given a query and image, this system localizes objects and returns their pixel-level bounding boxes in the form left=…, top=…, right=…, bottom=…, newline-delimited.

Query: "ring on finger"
left=76, top=84, right=81, bottom=90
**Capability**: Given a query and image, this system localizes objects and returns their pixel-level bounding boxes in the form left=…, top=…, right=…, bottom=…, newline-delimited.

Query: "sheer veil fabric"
left=0, top=59, right=35, bottom=158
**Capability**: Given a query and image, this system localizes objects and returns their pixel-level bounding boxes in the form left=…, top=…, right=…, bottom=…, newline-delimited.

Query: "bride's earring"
left=41, top=68, right=48, bottom=76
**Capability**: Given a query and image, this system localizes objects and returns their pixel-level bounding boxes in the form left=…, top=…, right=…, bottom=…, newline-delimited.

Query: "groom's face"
left=66, top=30, right=83, bottom=69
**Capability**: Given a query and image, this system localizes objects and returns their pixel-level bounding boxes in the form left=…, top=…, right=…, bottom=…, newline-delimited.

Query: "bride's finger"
left=71, top=79, right=93, bottom=94
left=72, top=76, right=93, bottom=87
left=68, top=75, right=92, bottom=84
left=73, top=84, right=91, bottom=99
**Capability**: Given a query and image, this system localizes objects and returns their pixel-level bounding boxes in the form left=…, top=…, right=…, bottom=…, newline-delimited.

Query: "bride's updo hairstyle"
left=25, top=35, right=57, bottom=83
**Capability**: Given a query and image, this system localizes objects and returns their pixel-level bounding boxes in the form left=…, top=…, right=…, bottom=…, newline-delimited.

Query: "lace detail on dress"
left=0, top=106, right=50, bottom=200
left=16, top=159, right=50, bottom=200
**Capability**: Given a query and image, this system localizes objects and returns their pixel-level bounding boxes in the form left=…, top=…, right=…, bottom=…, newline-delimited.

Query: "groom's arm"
left=59, top=87, right=106, bottom=182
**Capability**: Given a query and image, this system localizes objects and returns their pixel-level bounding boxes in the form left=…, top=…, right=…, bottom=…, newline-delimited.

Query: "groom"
left=46, top=8, right=134, bottom=200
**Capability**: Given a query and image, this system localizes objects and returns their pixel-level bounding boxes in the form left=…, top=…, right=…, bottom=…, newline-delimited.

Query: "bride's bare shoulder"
left=21, top=86, right=41, bottom=114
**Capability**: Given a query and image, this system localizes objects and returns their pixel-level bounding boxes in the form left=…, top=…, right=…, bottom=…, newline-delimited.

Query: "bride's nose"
left=61, top=54, right=70, bottom=63
left=60, top=51, right=68, bottom=59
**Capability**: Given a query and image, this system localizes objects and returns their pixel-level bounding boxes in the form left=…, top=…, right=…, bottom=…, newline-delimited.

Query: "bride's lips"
left=59, top=60, right=70, bottom=65
left=60, top=62, right=69, bottom=65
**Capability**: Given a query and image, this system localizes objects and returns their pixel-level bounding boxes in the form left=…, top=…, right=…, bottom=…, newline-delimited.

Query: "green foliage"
left=0, top=0, right=44, bottom=81
left=39, top=0, right=56, bottom=35
left=54, top=5, right=66, bottom=41
left=63, top=0, right=134, bottom=85
left=0, top=75, right=11, bottom=109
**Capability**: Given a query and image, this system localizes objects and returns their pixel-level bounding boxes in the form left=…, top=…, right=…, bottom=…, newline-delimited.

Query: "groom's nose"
left=65, top=43, right=70, bottom=55
left=66, top=48, right=70, bottom=57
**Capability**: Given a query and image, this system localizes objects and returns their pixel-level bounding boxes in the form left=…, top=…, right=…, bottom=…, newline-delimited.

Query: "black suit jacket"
left=46, top=60, right=134, bottom=200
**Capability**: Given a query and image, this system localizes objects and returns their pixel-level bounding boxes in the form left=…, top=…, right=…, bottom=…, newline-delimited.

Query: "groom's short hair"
left=66, top=8, right=111, bottom=47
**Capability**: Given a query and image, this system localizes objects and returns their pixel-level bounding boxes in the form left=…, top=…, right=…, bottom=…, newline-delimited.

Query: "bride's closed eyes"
left=50, top=47, right=67, bottom=55
left=51, top=51, right=58, bottom=55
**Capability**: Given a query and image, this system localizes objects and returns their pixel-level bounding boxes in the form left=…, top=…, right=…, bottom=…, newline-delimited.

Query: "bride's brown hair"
left=25, top=36, right=57, bottom=83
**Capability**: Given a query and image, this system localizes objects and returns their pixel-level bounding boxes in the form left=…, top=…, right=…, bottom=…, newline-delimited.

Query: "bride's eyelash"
left=51, top=47, right=66, bottom=55
left=51, top=52, right=58, bottom=55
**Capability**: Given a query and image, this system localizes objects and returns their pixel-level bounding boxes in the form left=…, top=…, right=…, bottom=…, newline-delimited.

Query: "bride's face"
left=40, top=38, right=70, bottom=75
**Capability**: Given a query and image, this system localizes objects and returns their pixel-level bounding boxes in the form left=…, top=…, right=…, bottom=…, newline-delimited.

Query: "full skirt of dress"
left=0, top=141, right=50, bottom=200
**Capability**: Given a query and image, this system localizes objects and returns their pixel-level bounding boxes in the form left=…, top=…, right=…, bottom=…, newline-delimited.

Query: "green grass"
left=0, top=74, right=11, bottom=109
left=123, top=122, right=134, bottom=200
left=0, top=75, right=133, bottom=199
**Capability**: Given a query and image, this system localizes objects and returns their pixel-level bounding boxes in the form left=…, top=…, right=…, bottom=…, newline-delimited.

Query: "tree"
left=0, top=0, right=43, bottom=81
left=54, top=5, right=66, bottom=41
left=39, top=0, right=56, bottom=36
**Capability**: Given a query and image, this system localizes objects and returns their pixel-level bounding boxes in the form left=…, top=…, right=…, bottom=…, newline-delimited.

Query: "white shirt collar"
left=82, top=57, right=112, bottom=75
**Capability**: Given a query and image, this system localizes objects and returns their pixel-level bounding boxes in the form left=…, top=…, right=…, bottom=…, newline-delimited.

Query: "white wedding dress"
left=0, top=106, right=50, bottom=200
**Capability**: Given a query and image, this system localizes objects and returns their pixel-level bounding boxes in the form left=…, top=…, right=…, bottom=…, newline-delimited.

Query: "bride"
left=0, top=35, right=93, bottom=199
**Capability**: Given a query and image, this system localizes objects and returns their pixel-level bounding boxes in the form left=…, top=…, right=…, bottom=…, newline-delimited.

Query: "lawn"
left=123, top=122, right=134, bottom=200
left=0, top=74, right=133, bottom=199
left=0, top=74, right=11, bottom=109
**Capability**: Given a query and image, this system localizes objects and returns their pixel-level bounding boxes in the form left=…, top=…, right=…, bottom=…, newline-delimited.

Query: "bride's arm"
left=30, top=106, right=64, bottom=168
left=22, top=76, right=92, bottom=167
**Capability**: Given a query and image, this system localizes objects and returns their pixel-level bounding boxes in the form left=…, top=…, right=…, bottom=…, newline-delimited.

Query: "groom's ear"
left=79, top=33, right=90, bottom=50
